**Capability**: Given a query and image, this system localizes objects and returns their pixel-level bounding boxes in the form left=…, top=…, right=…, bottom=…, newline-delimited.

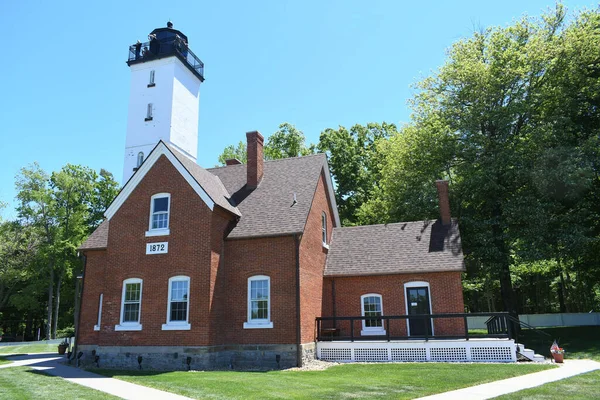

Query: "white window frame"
left=115, top=278, right=143, bottom=331
left=162, top=276, right=191, bottom=330
left=93, top=293, right=103, bottom=331
left=244, top=275, right=273, bottom=329
left=361, top=293, right=385, bottom=336
left=137, top=152, right=144, bottom=168
left=322, top=212, right=329, bottom=249
left=149, top=70, right=155, bottom=85
left=404, top=281, right=434, bottom=336
left=146, top=193, right=171, bottom=237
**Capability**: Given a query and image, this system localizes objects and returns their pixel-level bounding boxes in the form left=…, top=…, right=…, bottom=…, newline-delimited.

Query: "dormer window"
left=146, top=193, right=170, bottom=237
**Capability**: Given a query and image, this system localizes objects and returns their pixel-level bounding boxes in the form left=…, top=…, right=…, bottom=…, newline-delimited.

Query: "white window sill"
left=145, top=229, right=170, bottom=237
left=115, top=323, right=142, bottom=331
left=322, top=242, right=330, bottom=250
left=93, top=325, right=100, bottom=331
left=243, top=322, right=273, bottom=329
left=361, top=329, right=386, bottom=336
left=162, top=323, right=191, bottom=331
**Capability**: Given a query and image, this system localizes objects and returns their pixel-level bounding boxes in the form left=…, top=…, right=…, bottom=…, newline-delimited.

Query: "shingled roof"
left=166, top=144, right=240, bottom=216
left=79, top=219, right=109, bottom=250
left=325, top=220, right=464, bottom=276
left=208, top=153, right=338, bottom=239
left=79, top=145, right=340, bottom=250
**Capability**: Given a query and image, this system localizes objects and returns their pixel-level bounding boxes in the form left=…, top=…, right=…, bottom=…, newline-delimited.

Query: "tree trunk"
left=53, top=274, right=62, bottom=339
left=46, top=267, right=54, bottom=340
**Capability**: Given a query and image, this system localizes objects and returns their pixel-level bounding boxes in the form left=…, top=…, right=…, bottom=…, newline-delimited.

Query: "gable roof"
left=79, top=219, right=109, bottom=250
left=103, top=141, right=240, bottom=221
left=208, top=153, right=340, bottom=239
left=324, top=219, right=464, bottom=276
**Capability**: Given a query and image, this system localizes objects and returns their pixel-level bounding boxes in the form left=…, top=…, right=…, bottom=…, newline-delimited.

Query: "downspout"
left=294, top=233, right=302, bottom=368
left=73, top=252, right=87, bottom=364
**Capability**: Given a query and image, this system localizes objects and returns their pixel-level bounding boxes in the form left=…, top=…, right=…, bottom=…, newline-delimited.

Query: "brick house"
left=77, top=132, right=465, bottom=369
left=76, top=23, right=469, bottom=370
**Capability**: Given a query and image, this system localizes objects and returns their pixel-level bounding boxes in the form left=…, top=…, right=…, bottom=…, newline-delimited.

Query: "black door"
left=406, top=287, right=433, bottom=336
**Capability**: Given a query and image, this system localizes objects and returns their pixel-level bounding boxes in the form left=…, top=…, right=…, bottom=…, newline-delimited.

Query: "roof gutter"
left=293, top=233, right=302, bottom=368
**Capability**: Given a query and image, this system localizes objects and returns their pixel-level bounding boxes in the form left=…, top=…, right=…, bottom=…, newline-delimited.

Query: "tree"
left=217, top=141, right=247, bottom=166
left=360, top=5, right=600, bottom=315
left=264, top=123, right=315, bottom=160
left=319, top=122, right=397, bottom=225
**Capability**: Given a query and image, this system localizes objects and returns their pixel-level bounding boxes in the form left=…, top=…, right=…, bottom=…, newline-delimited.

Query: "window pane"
left=171, top=280, right=189, bottom=301
left=363, top=296, right=383, bottom=328
left=123, top=303, right=140, bottom=322
left=170, top=301, right=187, bottom=321
left=152, top=212, right=168, bottom=229
left=249, top=278, right=269, bottom=321
left=154, top=197, right=169, bottom=212
left=125, top=283, right=140, bottom=302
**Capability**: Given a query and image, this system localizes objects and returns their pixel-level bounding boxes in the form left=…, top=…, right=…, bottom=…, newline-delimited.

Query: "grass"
left=493, top=369, right=600, bottom=399
left=0, top=342, right=60, bottom=355
left=0, top=357, right=10, bottom=365
left=516, top=326, right=600, bottom=361
left=98, top=363, right=553, bottom=400
left=0, top=366, right=118, bottom=399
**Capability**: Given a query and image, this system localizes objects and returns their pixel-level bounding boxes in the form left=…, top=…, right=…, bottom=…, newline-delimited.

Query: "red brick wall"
left=322, top=272, right=465, bottom=337
left=299, top=170, right=336, bottom=344
left=80, top=155, right=230, bottom=346
left=217, top=236, right=297, bottom=345
left=78, top=250, right=106, bottom=345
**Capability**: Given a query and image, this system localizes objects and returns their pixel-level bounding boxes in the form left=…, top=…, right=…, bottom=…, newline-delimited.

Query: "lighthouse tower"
left=122, top=22, right=205, bottom=183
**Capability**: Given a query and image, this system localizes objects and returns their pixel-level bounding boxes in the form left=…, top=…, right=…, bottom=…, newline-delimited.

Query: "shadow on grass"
left=518, top=326, right=600, bottom=360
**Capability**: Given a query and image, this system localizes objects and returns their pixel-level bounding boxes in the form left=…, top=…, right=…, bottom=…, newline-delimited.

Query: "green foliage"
left=264, top=123, right=315, bottom=160
left=5, top=162, right=119, bottom=339
left=217, top=141, right=247, bottom=165
left=318, top=122, right=397, bottom=225
left=56, top=325, right=75, bottom=338
left=360, top=5, right=600, bottom=313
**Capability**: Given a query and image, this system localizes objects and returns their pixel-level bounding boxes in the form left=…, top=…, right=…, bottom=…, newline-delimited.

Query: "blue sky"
left=0, top=0, right=595, bottom=219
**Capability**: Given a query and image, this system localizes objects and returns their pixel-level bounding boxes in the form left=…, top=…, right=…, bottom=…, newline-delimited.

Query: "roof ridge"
left=333, top=220, right=438, bottom=230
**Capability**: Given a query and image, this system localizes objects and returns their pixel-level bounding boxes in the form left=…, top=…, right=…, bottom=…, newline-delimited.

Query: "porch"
left=315, top=313, right=524, bottom=363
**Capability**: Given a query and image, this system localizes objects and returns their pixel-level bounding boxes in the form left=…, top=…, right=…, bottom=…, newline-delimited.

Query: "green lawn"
left=99, top=363, right=553, bottom=400
left=493, top=369, right=600, bottom=399
left=0, top=366, right=118, bottom=399
left=0, top=342, right=61, bottom=355
left=516, top=326, right=600, bottom=361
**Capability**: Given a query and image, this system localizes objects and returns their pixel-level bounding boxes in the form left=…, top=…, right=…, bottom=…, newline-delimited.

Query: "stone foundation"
left=78, top=343, right=312, bottom=371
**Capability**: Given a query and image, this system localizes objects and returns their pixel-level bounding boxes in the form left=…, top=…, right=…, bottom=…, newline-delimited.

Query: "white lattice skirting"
left=317, top=339, right=516, bottom=362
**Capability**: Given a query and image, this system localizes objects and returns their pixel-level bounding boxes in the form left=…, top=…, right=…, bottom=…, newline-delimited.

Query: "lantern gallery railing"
left=127, top=36, right=204, bottom=81
left=316, top=312, right=518, bottom=342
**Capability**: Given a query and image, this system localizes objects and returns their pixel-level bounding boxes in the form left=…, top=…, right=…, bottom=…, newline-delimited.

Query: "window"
left=148, top=70, right=155, bottom=86
left=162, top=276, right=191, bottom=330
left=137, top=152, right=144, bottom=168
left=145, top=103, right=153, bottom=121
left=322, top=212, right=328, bottom=246
left=146, top=193, right=170, bottom=236
left=244, top=275, right=273, bottom=329
left=115, top=278, right=143, bottom=331
left=361, top=294, right=385, bottom=335
left=94, top=293, right=103, bottom=331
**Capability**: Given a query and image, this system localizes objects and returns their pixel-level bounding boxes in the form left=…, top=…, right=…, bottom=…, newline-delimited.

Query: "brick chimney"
left=225, top=158, right=242, bottom=166
left=246, top=131, right=264, bottom=188
left=436, top=180, right=451, bottom=225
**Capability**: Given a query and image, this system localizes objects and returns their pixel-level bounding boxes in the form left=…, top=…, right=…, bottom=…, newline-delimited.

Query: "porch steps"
left=516, top=343, right=545, bottom=362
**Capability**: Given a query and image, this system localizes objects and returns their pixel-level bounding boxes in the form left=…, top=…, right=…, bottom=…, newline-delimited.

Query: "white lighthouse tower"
left=122, top=22, right=205, bottom=183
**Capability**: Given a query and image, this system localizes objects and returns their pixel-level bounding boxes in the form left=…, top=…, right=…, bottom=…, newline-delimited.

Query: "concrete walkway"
left=1, top=353, right=193, bottom=400
left=416, top=359, right=600, bottom=400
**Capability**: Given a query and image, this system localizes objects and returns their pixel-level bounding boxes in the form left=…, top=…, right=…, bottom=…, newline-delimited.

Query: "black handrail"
left=316, top=312, right=513, bottom=342
left=127, top=37, right=205, bottom=81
